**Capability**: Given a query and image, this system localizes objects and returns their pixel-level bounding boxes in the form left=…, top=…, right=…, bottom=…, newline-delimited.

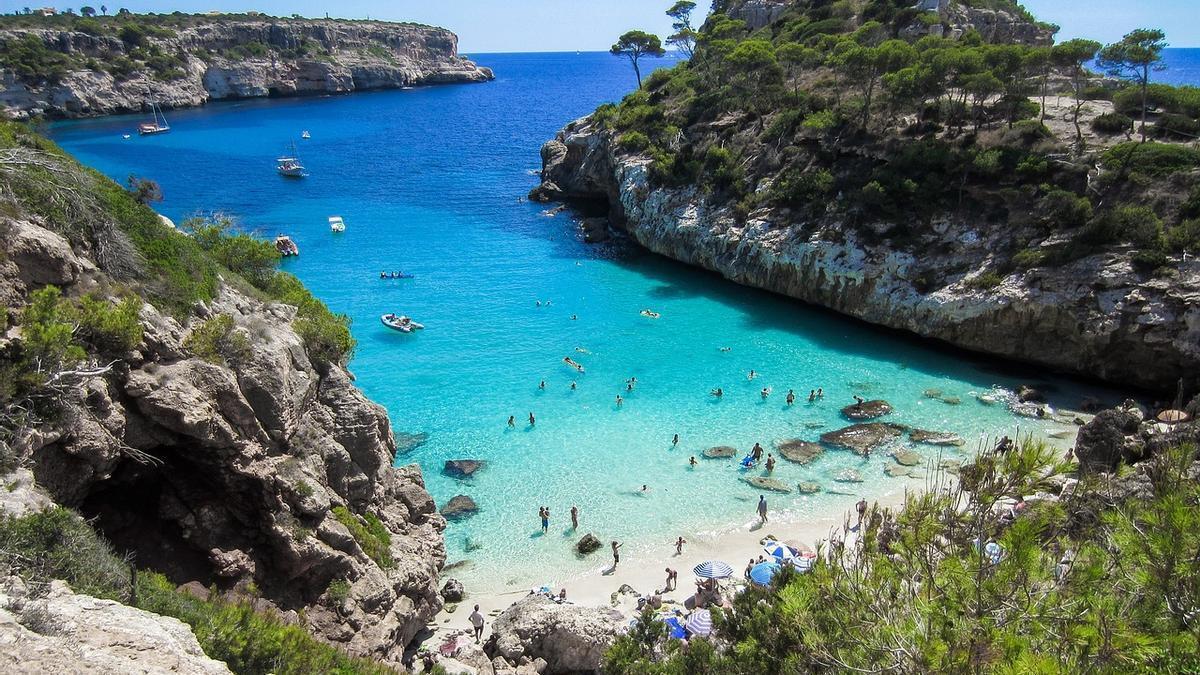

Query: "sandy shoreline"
left=420, top=477, right=924, bottom=647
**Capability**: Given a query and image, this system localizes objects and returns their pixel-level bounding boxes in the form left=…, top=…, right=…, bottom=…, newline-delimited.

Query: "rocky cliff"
left=533, top=117, right=1200, bottom=392
left=0, top=16, right=493, bottom=119
left=0, top=212, right=445, bottom=663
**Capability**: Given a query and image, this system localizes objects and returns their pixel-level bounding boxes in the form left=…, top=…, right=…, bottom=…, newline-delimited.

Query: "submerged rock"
left=776, top=439, right=823, bottom=464
left=834, top=469, right=863, bottom=483
left=797, top=481, right=822, bottom=494
left=893, top=449, right=923, bottom=467
left=885, top=464, right=913, bottom=477
left=841, top=399, right=893, bottom=420
left=820, top=423, right=903, bottom=456
left=940, top=459, right=962, bottom=476
left=744, top=476, right=792, bottom=493
left=444, top=459, right=485, bottom=478
left=703, top=446, right=738, bottom=458
left=910, top=429, right=966, bottom=446
left=576, top=533, right=602, bottom=554
left=441, top=495, right=479, bottom=519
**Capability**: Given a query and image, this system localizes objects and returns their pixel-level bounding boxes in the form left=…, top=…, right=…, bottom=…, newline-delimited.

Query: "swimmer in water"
left=817, top=388, right=824, bottom=399
left=786, top=389, right=795, bottom=406
left=616, top=395, right=623, bottom=407
left=570, top=381, right=577, bottom=390
left=539, top=380, right=546, bottom=390
left=529, top=412, right=536, bottom=426
left=689, top=456, right=697, bottom=467
left=507, top=415, right=515, bottom=428
left=809, top=390, right=817, bottom=402
left=711, top=388, right=724, bottom=398
left=748, top=370, right=757, bottom=380
left=571, top=314, right=578, bottom=321
left=761, top=387, right=770, bottom=400
left=672, top=434, right=679, bottom=446
left=719, top=346, right=732, bottom=352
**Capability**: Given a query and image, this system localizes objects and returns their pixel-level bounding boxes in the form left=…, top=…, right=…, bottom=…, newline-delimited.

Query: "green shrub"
left=1166, top=219, right=1200, bottom=254
left=1102, top=142, right=1200, bottom=177
left=1011, top=247, right=1046, bottom=269
left=0, top=34, right=75, bottom=83
left=1039, top=189, right=1093, bottom=230
left=186, top=216, right=281, bottom=287
left=1091, top=112, right=1132, bottom=135
left=801, top=109, right=837, bottom=133
left=1153, top=113, right=1200, bottom=141
left=1131, top=248, right=1168, bottom=272
left=617, top=131, right=651, bottom=153
left=0, top=507, right=130, bottom=601
left=184, top=314, right=248, bottom=364
left=965, top=270, right=1004, bottom=290
left=1081, top=204, right=1164, bottom=248
left=262, top=273, right=354, bottom=365
left=326, top=579, right=351, bottom=603
left=770, top=167, right=835, bottom=208
left=77, top=294, right=144, bottom=354
left=330, top=506, right=393, bottom=569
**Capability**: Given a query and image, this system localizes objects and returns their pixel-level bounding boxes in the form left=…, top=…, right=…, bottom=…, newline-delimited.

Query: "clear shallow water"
left=50, top=52, right=1127, bottom=593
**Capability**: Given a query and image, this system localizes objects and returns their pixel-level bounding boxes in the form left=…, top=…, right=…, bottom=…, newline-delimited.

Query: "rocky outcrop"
left=486, top=595, right=625, bottom=674
left=532, top=117, right=1200, bottom=392
left=0, top=17, right=493, bottom=119
left=2, top=216, right=447, bottom=664
left=821, top=423, right=904, bottom=456
left=0, top=576, right=231, bottom=674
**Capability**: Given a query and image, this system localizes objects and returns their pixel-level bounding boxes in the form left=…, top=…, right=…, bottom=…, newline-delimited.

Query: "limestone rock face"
left=0, top=576, right=231, bottom=674
left=0, top=19, right=494, bottom=119
left=486, top=595, right=625, bottom=674
left=2, top=218, right=446, bottom=665
left=530, top=116, right=1200, bottom=392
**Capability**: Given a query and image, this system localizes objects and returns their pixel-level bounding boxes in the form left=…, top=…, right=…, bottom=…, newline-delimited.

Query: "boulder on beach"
left=487, top=594, right=625, bottom=674
left=820, top=423, right=903, bottom=456
left=703, top=446, right=738, bottom=459
left=1018, top=385, right=1046, bottom=403
left=440, top=578, right=465, bottom=602
left=777, top=439, right=823, bottom=464
left=744, top=476, right=792, bottom=493
left=834, top=468, right=863, bottom=483
left=444, top=459, right=485, bottom=478
left=910, top=429, right=966, bottom=446
left=841, top=399, right=893, bottom=420
left=893, top=449, right=923, bottom=467
left=797, top=481, right=822, bottom=494
left=440, top=495, right=478, bottom=519
left=576, top=533, right=602, bottom=554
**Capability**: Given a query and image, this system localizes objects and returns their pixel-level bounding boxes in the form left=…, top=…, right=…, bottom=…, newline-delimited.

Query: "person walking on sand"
left=469, top=604, right=485, bottom=642
left=856, top=498, right=867, bottom=525
left=665, top=568, right=678, bottom=591
left=570, top=505, right=579, bottom=530
left=611, top=540, right=622, bottom=568
left=675, top=536, right=687, bottom=555
left=757, top=495, right=768, bottom=524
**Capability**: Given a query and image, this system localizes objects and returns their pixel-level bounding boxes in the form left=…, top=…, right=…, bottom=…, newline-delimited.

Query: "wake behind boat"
left=381, top=313, right=424, bottom=333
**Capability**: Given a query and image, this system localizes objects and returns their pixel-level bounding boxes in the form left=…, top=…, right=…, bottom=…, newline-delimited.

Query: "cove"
left=49, top=52, right=1113, bottom=594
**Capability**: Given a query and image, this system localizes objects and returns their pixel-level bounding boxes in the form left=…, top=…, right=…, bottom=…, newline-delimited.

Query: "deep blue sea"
left=47, top=51, right=1176, bottom=592
left=1146, top=48, right=1200, bottom=87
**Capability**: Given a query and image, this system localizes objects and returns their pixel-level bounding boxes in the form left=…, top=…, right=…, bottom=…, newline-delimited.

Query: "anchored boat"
left=274, top=235, right=299, bottom=257
left=138, top=101, right=170, bottom=135
left=276, top=142, right=306, bottom=177
left=381, top=314, right=424, bottom=333
left=329, top=215, right=345, bottom=233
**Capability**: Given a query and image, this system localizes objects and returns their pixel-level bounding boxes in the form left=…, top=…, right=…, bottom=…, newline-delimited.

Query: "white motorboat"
left=381, top=314, right=424, bottom=333
left=329, top=215, right=345, bottom=233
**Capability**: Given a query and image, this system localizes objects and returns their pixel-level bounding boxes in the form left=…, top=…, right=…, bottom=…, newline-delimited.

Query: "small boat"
left=329, top=215, right=345, bottom=232
left=138, top=101, right=170, bottom=135
left=277, top=142, right=306, bottom=177
left=378, top=271, right=414, bottom=279
left=301, top=130, right=311, bottom=139
left=381, top=313, right=424, bottom=333
left=274, top=235, right=299, bottom=257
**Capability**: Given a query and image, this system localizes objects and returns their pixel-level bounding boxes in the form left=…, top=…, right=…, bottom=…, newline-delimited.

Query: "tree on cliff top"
left=666, top=1, right=699, bottom=59
left=1099, top=28, right=1168, bottom=143
left=611, top=30, right=665, bottom=89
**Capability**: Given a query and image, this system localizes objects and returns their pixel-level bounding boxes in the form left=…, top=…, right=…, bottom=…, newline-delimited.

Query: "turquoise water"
left=50, top=52, right=1121, bottom=592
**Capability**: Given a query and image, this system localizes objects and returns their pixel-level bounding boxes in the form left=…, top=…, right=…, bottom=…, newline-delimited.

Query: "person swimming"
left=719, top=346, right=732, bottom=352
left=748, top=370, right=757, bottom=380
left=711, top=388, right=724, bottom=398
left=539, top=380, right=546, bottom=390
left=380, top=271, right=387, bottom=279
left=528, top=412, right=536, bottom=426
left=570, top=314, right=578, bottom=320
left=672, top=434, right=679, bottom=446
left=616, top=395, right=623, bottom=407
left=761, top=387, right=771, bottom=400
left=786, top=389, right=795, bottom=406
left=809, top=389, right=817, bottom=402
left=570, top=381, right=577, bottom=390
left=817, top=388, right=824, bottom=399
left=689, top=456, right=697, bottom=467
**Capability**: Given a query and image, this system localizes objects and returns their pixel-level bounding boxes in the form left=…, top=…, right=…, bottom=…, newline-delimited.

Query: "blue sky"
left=1, top=1, right=1195, bottom=50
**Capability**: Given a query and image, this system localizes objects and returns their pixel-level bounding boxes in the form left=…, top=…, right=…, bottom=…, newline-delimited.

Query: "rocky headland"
left=0, top=15, right=493, bottom=119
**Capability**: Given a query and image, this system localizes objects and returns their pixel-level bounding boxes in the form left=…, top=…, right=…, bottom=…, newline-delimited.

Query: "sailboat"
left=276, top=142, right=306, bottom=178
left=138, top=101, right=170, bottom=135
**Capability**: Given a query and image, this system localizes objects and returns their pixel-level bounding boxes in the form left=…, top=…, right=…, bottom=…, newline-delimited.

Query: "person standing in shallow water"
left=787, top=389, right=795, bottom=406
left=570, top=505, right=579, bottom=530
left=689, top=456, right=697, bottom=468
left=528, top=412, right=535, bottom=426
left=757, top=495, right=768, bottom=524
left=539, top=506, right=549, bottom=533
left=765, top=454, right=776, bottom=473
left=672, top=433, right=679, bottom=446
left=611, top=540, right=622, bottom=568
left=507, top=415, right=515, bottom=428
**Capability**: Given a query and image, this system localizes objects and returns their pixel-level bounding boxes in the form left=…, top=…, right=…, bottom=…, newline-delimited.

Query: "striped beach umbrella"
left=692, top=560, right=734, bottom=579
left=684, top=608, right=713, bottom=637
left=762, top=540, right=799, bottom=561
left=750, top=561, right=782, bottom=586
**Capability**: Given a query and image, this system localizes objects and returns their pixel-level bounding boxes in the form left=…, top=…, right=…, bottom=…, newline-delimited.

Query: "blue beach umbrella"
left=693, top=560, right=734, bottom=579
left=762, top=540, right=799, bottom=561
left=750, top=561, right=782, bottom=586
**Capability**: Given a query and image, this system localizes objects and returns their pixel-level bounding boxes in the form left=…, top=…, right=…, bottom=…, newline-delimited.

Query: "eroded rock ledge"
left=1, top=215, right=445, bottom=664
left=1, top=18, right=493, bottom=119
left=532, top=117, right=1200, bottom=392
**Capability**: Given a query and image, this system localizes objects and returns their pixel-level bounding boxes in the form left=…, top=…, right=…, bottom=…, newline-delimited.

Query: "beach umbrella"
left=693, top=560, right=734, bottom=579
left=790, top=556, right=816, bottom=574
left=1157, top=409, right=1191, bottom=424
left=763, top=540, right=799, bottom=561
left=684, top=608, right=713, bottom=637
left=750, top=561, right=781, bottom=586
